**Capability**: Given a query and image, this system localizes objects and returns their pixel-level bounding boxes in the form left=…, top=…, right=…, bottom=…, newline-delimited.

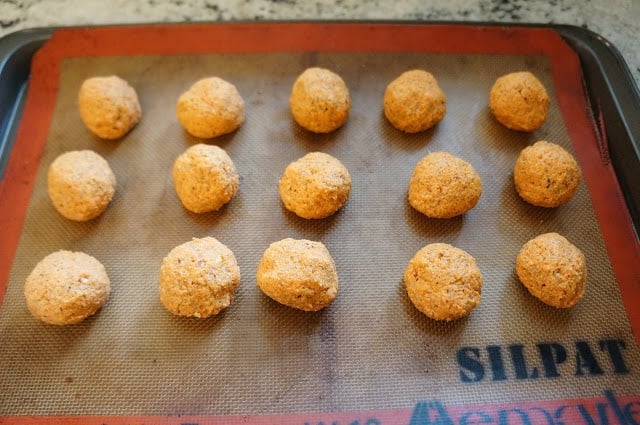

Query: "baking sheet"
left=0, top=24, right=639, bottom=419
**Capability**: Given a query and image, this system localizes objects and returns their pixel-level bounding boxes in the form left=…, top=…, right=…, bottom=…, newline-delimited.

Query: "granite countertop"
left=1, top=0, right=639, bottom=89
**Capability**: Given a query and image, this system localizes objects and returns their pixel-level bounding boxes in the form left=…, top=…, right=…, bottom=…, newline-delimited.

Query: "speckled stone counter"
left=1, top=0, right=639, bottom=88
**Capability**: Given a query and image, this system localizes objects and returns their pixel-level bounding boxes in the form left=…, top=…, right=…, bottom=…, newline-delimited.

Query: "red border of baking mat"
left=1, top=392, right=638, bottom=424
left=0, top=23, right=639, bottom=424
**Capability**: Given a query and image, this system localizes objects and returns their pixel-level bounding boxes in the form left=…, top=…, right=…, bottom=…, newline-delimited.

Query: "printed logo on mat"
left=457, top=339, right=630, bottom=382
left=301, top=390, right=640, bottom=425
left=407, top=390, right=640, bottom=425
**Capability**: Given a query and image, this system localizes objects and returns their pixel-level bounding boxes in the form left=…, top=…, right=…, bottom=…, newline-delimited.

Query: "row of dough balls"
left=24, top=232, right=586, bottom=325
left=77, top=69, right=549, bottom=140
left=45, top=147, right=348, bottom=221
left=47, top=139, right=581, bottom=223
left=23, top=237, right=335, bottom=324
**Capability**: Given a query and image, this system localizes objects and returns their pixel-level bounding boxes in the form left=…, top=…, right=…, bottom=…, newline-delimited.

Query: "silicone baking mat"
left=0, top=23, right=639, bottom=424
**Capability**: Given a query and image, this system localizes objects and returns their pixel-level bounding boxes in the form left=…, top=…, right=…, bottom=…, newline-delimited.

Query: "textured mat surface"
left=1, top=45, right=639, bottom=415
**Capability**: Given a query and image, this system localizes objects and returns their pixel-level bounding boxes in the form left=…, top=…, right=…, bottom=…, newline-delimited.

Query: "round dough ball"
left=514, top=140, right=581, bottom=207
left=159, top=237, right=241, bottom=318
left=47, top=150, right=116, bottom=221
left=289, top=67, right=351, bottom=133
left=257, top=238, right=338, bottom=311
left=516, top=233, right=587, bottom=308
left=384, top=69, right=447, bottom=133
left=404, top=243, right=482, bottom=321
left=173, top=144, right=239, bottom=213
left=176, top=77, right=245, bottom=139
left=408, top=151, right=482, bottom=218
left=78, top=75, right=141, bottom=139
left=279, top=152, right=351, bottom=219
left=489, top=71, right=550, bottom=132
left=24, top=251, right=110, bottom=325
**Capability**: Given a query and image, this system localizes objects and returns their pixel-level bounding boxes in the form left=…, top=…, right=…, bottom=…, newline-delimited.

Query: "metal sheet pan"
left=0, top=23, right=639, bottom=425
